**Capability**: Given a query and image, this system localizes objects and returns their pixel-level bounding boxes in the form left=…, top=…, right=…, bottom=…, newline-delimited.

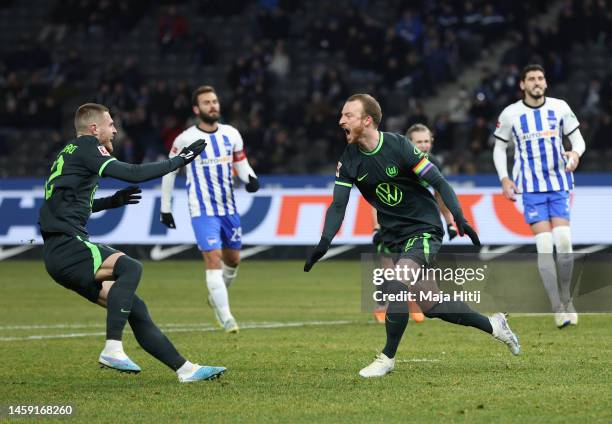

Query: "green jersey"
left=38, top=136, right=118, bottom=237
left=39, top=135, right=186, bottom=238
left=335, top=131, right=444, bottom=242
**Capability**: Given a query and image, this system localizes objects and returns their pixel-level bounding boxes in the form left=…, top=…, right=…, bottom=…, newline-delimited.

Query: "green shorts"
left=381, top=232, right=442, bottom=266
left=42, top=233, right=118, bottom=303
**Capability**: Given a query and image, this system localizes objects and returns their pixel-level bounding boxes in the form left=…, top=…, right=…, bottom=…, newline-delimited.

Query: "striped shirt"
left=494, top=97, right=580, bottom=193
left=169, top=124, right=244, bottom=217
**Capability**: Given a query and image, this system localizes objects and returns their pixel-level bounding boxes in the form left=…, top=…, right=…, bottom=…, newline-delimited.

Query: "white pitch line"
left=0, top=322, right=233, bottom=331
left=0, top=320, right=355, bottom=342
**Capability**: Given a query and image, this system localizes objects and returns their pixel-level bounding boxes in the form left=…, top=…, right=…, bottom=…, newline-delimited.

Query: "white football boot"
left=490, top=313, right=521, bottom=355
left=223, top=317, right=239, bottom=334
left=554, top=304, right=571, bottom=329
left=565, top=301, right=578, bottom=326
left=359, top=353, right=395, bottom=378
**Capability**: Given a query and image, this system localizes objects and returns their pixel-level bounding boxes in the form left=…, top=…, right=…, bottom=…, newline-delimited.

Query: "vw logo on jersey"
left=385, top=165, right=398, bottom=178
left=375, top=182, right=403, bottom=206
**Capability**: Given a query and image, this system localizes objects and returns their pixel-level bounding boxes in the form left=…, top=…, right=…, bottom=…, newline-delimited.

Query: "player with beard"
left=161, top=85, right=259, bottom=333
left=304, top=94, right=520, bottom=378
left=493, top=64, right=586, bottom=328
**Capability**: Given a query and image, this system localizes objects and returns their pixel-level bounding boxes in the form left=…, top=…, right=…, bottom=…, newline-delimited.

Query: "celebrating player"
left=493, top=64, right=585, bottom=328
left=305, top=94, right=520, bottom=378
left=160, top=85, right=259, bottom=333
left=39, top=103, right=226, bottom=382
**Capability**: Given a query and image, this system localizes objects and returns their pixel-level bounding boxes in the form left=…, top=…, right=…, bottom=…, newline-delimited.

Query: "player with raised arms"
left=160, top=85, right=259, bottom=333
left=39, top=103, right=226, bottom=382
left=493, top=64, right=585, bottom=328
left=305, top=94, right=520, bottom=378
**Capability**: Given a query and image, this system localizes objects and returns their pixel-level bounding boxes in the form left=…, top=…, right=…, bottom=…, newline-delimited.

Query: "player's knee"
left=113, top=255, right=143, bottom=288
left=384, top=280, right=410, bottom=314
left=223, top=259, right=240, bottom=269
left=203, top=250, right=222, bottom=269
left=552, top=226, right=573, bottom=253
left=534, top=232, right=554, bottom=254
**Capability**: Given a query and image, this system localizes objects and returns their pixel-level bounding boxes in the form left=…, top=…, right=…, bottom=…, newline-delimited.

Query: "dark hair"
left=191, top=85, right=216, bottom=106
left=520, top=64, right=546, bottom=81
left=74, top=103, right=109, bottom=133
left=346, top=93, right=382, bottom=127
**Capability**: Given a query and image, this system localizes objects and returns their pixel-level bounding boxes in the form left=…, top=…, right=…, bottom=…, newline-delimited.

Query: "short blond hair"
left=74, top=103, right=109, bottom=134
left=406, top=123, right=433, bottom=141
left=346, top=93, right=382, bottom=127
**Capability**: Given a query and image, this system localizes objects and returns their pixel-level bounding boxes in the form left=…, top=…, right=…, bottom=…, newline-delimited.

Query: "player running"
left=305, top=94, right=520, bottom=378
left=39, top=103, right=226, bottom=382
left=371, top=124, right=457, bottom=324
left=493, top=64, right=585, bottom=328
left=160, top=85, right=259, bottom=333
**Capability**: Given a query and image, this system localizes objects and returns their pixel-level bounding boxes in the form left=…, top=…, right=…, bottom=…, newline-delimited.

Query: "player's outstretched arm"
left=92, top=186, right=142, bottom=212
left=102, top=140, right=207, bottom=183
left=421, top=166, right=481, bottom=246
left=160, top=170, right=178, bottom=228
left=304, top=183, right=351, bottom=272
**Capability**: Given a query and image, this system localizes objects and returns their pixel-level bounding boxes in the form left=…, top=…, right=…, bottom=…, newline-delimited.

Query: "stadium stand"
left=0, top=0, right=610, bottom=177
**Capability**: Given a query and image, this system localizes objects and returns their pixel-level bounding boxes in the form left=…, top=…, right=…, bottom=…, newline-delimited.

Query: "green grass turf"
left=0, top=260, right=610, bottom=423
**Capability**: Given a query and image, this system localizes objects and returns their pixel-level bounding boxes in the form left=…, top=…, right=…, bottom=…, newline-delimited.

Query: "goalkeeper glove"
left=447, top=223, right=458, bottom=241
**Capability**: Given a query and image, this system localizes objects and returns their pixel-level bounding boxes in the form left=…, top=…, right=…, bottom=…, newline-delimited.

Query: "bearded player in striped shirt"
left=160, top=85, right=259, bottom=333
left=493, top=64, right=586, bottom=328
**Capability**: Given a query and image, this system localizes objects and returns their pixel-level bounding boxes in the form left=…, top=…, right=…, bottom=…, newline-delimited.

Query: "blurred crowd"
left=1, top=0, right=611, bottom=176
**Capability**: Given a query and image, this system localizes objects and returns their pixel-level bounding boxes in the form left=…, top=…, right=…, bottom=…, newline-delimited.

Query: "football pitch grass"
left=1, top=260, right=610, bottom=423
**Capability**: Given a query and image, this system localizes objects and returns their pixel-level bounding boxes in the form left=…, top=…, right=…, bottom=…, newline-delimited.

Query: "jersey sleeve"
left=229, top=127, right=247, bottom=161
left=400, top=136, right=435, bottom=178
left=335, top=150, right=355, bottom=188
left=427, top=154, right=443, bottom=172
left=561, top=100, right=580, bottom=136
left=493, top=107, right=513, bottom=142
left=79, top=136, right=117, bottom=176
left=168, top=132, right=190, bottom=159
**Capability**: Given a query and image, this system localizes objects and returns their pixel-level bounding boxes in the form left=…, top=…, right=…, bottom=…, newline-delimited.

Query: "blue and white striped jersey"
left=494, top=97, right=580, bottom=193
left=169, top=124, right=244, bottom=217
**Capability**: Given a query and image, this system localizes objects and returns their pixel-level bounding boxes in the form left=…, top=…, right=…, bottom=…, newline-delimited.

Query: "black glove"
left=110, top=186, right=142, bottom=208
left=304, top=237, right=331, bottom=272
left=160, top=212, right=176, bottom=229
left=447, top=223, right=458, bottom=241
left=372, top=228, right=382, bottom=249
left=246, top=175, right=259, bottom=193
left=453, top=213, right=481, bottom=246
left=178, top=139, right=207, bottom=164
